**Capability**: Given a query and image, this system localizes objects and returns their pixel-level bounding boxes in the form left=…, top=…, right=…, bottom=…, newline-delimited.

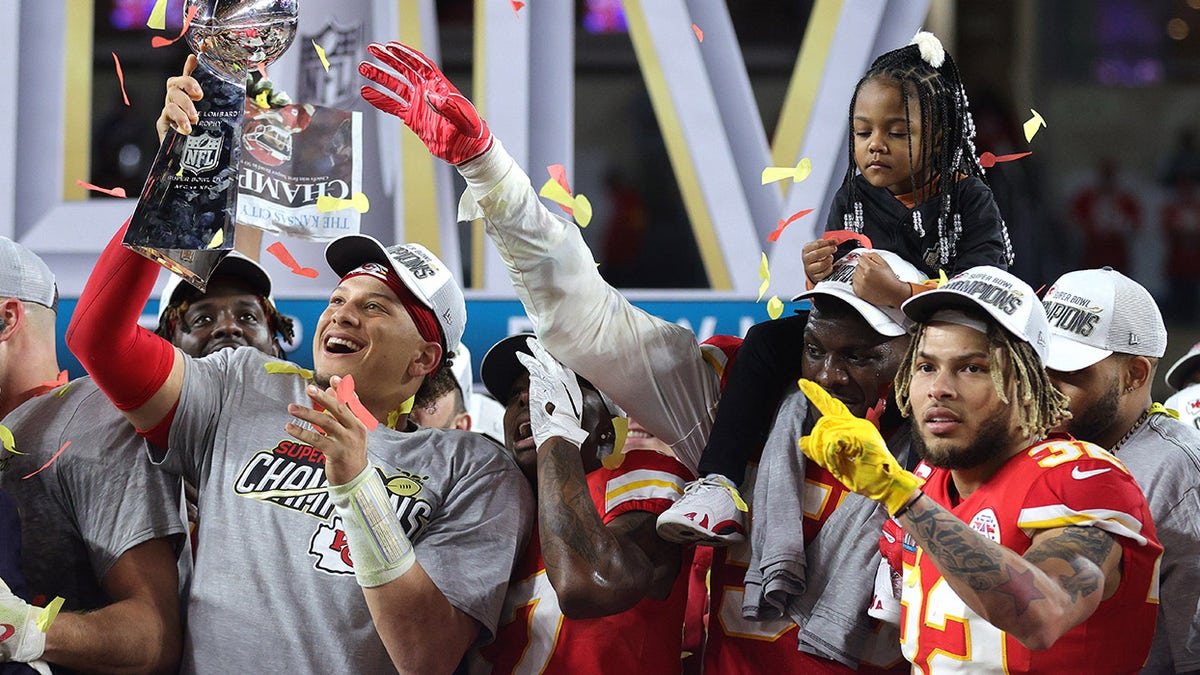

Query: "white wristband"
left=328, top=466, right=415, bottom=588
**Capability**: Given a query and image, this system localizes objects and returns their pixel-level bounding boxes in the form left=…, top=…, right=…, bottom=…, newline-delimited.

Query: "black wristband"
left=892, top=491, right=923, bottom=519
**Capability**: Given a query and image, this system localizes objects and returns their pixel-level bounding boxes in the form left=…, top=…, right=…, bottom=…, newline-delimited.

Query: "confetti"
left=757, top=252, right=770, bottom=302
left=254, top=90, right=271, bottom=109
left=207, top=228, right=224, bottom=249
left=312, top=40, right=330, bottom=72
left=767, top=208, right=813, bottom=242
left=75, top=180, right=127, bottom=198
left=386, top=410, right=401, bottom=430
left=22, top=441, right=70, bottom=479
left=112, top=52, right=130, bottom=106
left=54, top=383, right=73, bottom=399
left=547, top=165, right=573, bottom=215
left=692, top=24, right=704, bottom=42
left=266, top=241, right=320, bottom=278
left=511, top=0, right=525, bottom=15
left=538, top=179, right=593, bottom=227
left=36, top=597, right=65, bottom=632
left=152, top=5, right=198, bottom=48
left=257, top=63, right=268, bottom=80
left=265, top=362, right=314, bottom=380
left=822, top=230, right=873, bottom=249
left=766, top=296, right=784, bottom=320
left=0, top=424, right=20, bottom=455
left=398, top=395, right=415, bottom=414
left=761, top=157, right=813, bottom=185
left=146, top=0, right=168, bottom=30
left=336, top=375, right=379, bottom=431
left=316, top=193, right=370, bottom=213
left=1023, top=109, right=1046, bottom=143
left=32, top=371, right=68, bottom=397
left=978, top=151, right=1032, bottom=169
left=601, top=418, right=630, bottom=469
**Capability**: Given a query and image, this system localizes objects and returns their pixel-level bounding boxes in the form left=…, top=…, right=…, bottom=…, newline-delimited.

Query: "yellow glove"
left=798, top=379, right=923, bottom=516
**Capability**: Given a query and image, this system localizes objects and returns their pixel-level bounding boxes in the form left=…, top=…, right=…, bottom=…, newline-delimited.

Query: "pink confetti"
left=547, top=165, right=574, bottom=216
left=34, top=370, right=68, bottom=396
left=112, top=52, right=131, bottom=106
left=75, top=180, right=127, bottom=198
left=266, top=242, right=320, bottom=279
left=257, top=63, right=268, bottom=79
left=767, top=208, right=813, bottom=242
left=23, top=442, right=70, bottom=480
left=511, top=0, right=525, bottom=15
left=692, top=24, right=704, bottom=42
left=336, top=375, right=379, bottom=431
left=152, top=5, right=198, bottom=48
left=978, top=151, right=1032, bottom=169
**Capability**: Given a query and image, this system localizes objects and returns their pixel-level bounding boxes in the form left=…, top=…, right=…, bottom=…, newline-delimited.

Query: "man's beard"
left=1063, top=380, right=1121, bottom=445
left=913, top=405, right=1016, bottom=471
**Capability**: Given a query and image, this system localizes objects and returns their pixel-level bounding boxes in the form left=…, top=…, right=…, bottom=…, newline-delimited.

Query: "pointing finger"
left=798, top=378, right=853, bottom=419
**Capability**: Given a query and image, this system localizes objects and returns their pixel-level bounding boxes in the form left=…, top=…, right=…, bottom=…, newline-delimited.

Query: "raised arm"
left=517, top=340, right=681, bottom=618
left=359, top=42, right=718, bottom=472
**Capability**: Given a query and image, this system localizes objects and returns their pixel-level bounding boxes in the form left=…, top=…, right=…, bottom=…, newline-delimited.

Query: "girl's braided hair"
left=842, top=32, right=1014, bottom=268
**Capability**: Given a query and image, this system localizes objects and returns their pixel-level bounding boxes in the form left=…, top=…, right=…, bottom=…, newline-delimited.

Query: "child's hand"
left=852, top=252, right=913, bottom=308
left=802, top=239, right=838, bottom=283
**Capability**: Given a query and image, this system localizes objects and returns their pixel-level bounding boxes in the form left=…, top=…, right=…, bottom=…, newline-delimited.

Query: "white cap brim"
left=792, top=286, right=907, bottom=337
left=1167, top=350, right=1200, bottom=391
left=1044, top=333, right=1112, bottom=372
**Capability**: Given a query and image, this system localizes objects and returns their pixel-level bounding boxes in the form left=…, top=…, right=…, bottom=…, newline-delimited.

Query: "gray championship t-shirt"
left=0, top=377, right=185, bottom=611
left=1118, top=412, right=1200, bottom=673
left=163, top=348, right=534, bottom=674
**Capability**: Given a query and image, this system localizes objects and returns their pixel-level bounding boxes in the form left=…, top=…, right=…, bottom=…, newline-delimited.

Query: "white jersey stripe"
left=1018, top=504, right=1148, bottom=546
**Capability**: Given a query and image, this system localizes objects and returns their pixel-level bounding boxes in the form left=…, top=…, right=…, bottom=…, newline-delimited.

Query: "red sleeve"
left=588, top=450, right=693, bottom=524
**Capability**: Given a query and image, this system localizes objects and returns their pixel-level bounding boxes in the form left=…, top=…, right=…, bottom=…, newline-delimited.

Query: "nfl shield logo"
left=181, top=130, right=223, bottom=175
left=298, top=22, right=364, bottom=106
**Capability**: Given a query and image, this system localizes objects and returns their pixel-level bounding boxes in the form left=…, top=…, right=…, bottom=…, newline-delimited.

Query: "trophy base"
left=123, top=245, right=232, bottom=292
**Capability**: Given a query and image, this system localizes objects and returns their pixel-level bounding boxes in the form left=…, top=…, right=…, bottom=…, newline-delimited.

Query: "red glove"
left=359, top=42, right=493, bottom=165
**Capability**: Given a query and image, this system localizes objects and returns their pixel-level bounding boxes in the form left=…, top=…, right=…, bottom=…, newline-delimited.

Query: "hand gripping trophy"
left=126, top=0, right=299, bottom=288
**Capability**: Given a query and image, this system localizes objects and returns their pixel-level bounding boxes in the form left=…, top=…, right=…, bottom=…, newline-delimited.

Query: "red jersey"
left=901, top=438, right=1162, bottom=674
left=703, top=462, right=906, bottom=674
left=474, top=450, right=693, bottom=674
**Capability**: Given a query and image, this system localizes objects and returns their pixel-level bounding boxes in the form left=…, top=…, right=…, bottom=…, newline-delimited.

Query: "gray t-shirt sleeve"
left=1149, top=488, right=1200, bottom=671
left=414, top=450, right=534, bottom=646
left=161, top=349, right=238, bottom=485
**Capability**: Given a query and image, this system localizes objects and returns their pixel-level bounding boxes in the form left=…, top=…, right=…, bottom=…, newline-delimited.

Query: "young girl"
left=657, top=32, right=1013, bottom=545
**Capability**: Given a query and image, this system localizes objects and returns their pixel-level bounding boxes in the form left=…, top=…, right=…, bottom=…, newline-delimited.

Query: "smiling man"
left=799, top=265, right=1163, bottom=673
left=62, top=58, right=533, bottom=675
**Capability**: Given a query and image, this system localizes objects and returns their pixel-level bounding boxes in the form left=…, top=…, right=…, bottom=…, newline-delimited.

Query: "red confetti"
left=547, top=165, right=573, bottom=216
left=32, top=370, right=69, bottom=397
left=152, top=5, right=198, bottom=48
left=266, top=242, right=320, bottom=279
left=23, top=442, right=70, bottom=480
left=336, top=375, right=379, bottom=431
left=823, top=229, right=873, bottom=248
left=511, top=0, right=525, bottom=14
left=257, top=63, right=268, bottom=80
left=112, top=52, right=131, bottom=106
left=692, top=24, right=704, bottom=42
left=767, top=208, right=813, bottom=242
left=978, top=151, right=1032, bottom=169
left=75, top=180, right=127, bottom=198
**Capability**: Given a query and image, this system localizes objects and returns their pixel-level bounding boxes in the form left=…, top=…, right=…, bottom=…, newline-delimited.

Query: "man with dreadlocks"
left=659, top=31, right=1014, bottom=547
left=799, top=265, right=1162, bottom=673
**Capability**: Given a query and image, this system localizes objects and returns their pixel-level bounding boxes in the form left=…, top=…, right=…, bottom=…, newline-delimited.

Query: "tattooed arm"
left=536, top=437, right=682, bottom=619
left=899, top=492, right=1122, bottom=650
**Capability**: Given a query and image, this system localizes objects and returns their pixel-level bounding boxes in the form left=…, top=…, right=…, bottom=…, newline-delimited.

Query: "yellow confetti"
left=146, top=0, right=168, bottom=30
left=386, top=410, right=400, bottom=429
left=722, top=480, right=749, bottom=512
left=757, top=252, right=770, bottom=302
left=537, top=179, right=592, bottom=228
left=176, top=164, right=184, bottom=177
left=767, top=295, right=784, bottom=320
left=206, top=228, right=224, bottom=249
left=264, top=362, right=313, bottom=380
left=761, top=157, right=813, bottom=185
left=538, top=177, right=572, bottom=204
left=254, top=90, right=271, bottom=109
left=54, top=383, right=73, bottom=399
left=573, top=194, right=593, bottom=227
left=601, top=416, right=630, bottom=469
left=398, top=396, right=415, bottom=414
left=0, top=424, right=19, bottom=454
left=312, top=40, right=331, bottom=72
left=316, top=193, right=370, bottom=213
left=1023, top=109, right=1046, bottom=143
left=36, top=596, right=65, bottom=632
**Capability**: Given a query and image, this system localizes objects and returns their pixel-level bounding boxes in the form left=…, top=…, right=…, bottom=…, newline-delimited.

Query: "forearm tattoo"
left=539, top=441, right=605, bottom=568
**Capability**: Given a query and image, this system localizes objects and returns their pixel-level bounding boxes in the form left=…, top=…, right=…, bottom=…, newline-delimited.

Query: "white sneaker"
left=657, top=474, right=747, bottom=545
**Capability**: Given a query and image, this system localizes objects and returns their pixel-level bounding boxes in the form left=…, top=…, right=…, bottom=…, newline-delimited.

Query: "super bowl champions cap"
left=1041, top=268, right=1167, bottom=372
left=0, top=237, right=57, bottom=310
left=157, top=251, right=273, bottom=326
left=793, top=249, right=925, bottom=337
left=902, top=265, right=1050, bottom=362
left=1166, top=342, right=1200, bottom=391
left=325, top=234, right=467, bottom=351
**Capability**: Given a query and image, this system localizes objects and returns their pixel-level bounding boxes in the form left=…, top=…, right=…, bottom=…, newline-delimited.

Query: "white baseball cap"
left=792, top=248, right=925, bottom=337
left=1166, top=342, right=1200, bottom=392
left=450, top=342, right=473, bottom=411
left=1166, top=383, right=1200, bottom=431
left=325, top=235, right=466, bottom=351
left=902, top=265, right=1050, bottom=362
left=0, top=237, right=57, bottom=310
left=1041, top=268, right=1167, bottom=373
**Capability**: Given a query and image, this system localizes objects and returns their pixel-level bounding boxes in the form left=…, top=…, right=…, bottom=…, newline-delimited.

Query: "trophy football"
left=126, top=0, right=299, bottom=289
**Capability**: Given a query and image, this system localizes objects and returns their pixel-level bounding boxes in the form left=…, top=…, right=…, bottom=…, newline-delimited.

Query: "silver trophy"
left=126, top=0, right=299, bottom=289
